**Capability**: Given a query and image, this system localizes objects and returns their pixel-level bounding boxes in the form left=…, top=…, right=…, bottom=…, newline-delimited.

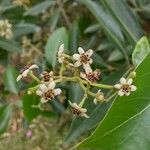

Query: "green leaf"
left=132, top=36, right=150, bottom=67
left=23, top=93, right=41, bottom=122
left=45, top=27, right=69, bottom=68
left=24, top=1, right=54, bottom=16
left=101, top=0, right=143, bottom=43
left=4, top=65, right=18, bottom=94
left=0, top=38, right=21, bottom=52
left=0, top=105, right=12, bottom=134
left=63, top=70, right=124, bottom=146
left=78, top=45, right=150, bottom=149
left=14, top=23, right=40, bottom=37
left=81, top=0, right=128, bottom=62
left=69, top=21, right=79, bottom=55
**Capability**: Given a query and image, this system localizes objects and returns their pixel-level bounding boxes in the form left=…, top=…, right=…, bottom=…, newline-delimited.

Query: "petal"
left=73, top=54, right=80, bottom=60
left=58, top=44, right=64, bottom=53
left=39, top=84, right=47, bottom=93
left=22, top=69, right=29, bottom=77
left=48, top=81, right=56, bottom=89
left=114, top=84, right=122, bottom=89
left=130, top=85, right=137, bottom=91
left=72, top=103, right=79, bottom=109
left=16, top=74, right=22, bottom=81
left=54, top=88, right=62, bottom=95
left=85, top=49, right=93, bottom=57
left=125, top=92, right=130, bottom=96
left=120, top=77, right=126, bottom=84
left=74, top=61, right=82, bottom=67
left=80, top=108, right=87, bottom=113
left=49, top=71, right=53, bottom=76
left=41, top=98, right=48, bottom=103
left=81, top=113, right=89, bottom=118
left=89, top=59, right=93, bottom=64
left=93, top=98, right=97, bottom=104
left=118, top=90, right=124, bottom=96
left=127, top=78, right=133, bottom=85
left=83, top=64, right=92, bottom=74
left=36, top=90, right=43, bottom=96
left=29, top=64, right=39, bottom=69
left=78, top=47, right=85, bottom=54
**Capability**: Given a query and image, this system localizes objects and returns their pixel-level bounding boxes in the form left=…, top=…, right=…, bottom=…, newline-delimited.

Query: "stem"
left=82, top=80, right=113, bottom=89
left=29, top=71, right=40, bottom=83
left=79, top=93, right=87, bottom=107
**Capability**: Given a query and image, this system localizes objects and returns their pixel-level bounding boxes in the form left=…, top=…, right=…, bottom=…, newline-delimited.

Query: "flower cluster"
left=17, top=44, right=137, bottom=118
left=0, top=19, right=12, bottom=39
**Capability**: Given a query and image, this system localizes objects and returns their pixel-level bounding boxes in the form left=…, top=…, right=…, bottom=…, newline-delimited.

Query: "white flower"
left=36, top=81, right=61, bottom=103
left=57, top=44, right=65, bottom=63
left=16, top=64, right=39, bottom=81
left=0, top=19, right=13, bottom=39
left=73, top=47, right=93, bottom=71
left=93, top=89, right=105, bottom=104
left=80, top=69, right=100, bottom=83
left=114, top=77, right=137, bottom=96
left=41, top=71, right=53, bottom=82
left=68, top=101, right=89, bottom=118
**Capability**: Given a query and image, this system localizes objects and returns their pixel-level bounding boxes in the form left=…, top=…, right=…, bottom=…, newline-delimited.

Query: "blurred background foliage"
left=0, top=0, right=149, bottom=149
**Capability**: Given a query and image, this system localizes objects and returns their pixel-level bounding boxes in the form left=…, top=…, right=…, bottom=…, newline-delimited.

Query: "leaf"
left=101, top=0, right=143, bottom=43
left=132, top=36, right=150, bottom=67
left=24, top=1, right=54, bottom=16
left=78, top=45, right=150, bottom=149
left=48, top=9, right=60, bottom=31
left=84, top=24, right=100, bottom=34
left=0, top=105, right=12, bottom=134
left=81, top=0, right=128, bottom=61
left=23, top=93, right=41, bottom=122
left=45, top=27, right=69, bottom=68
left=14, top=23, right=40, bottom=37
left=4, top=65, right=18, bottom=94
left=63, top=70, right=124, bottom=146
left=69, top=21, right=79, bottom=55
left=0, top=38, right=21, bottom=52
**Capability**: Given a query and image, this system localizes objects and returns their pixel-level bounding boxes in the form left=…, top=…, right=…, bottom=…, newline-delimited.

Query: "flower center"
left=80, top=54, right=90, bottom=64
left=44, top=89, right=54, bottom=100
left=71, top=107, right=81, bottom=116
left=86, top=71, right=99, bottom=82
left=122, top=84, right=131, bottom=93
left=42, top=72, right=50, bottom=82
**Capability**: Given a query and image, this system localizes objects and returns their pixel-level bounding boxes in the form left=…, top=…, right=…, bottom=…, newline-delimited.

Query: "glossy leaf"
left=0, top=105, right=12, bottom=134
left=45, top=27, right=68, bottom=68
left=132, top=36, right=150, bottom=67
left=79, top=46, right=150, bottom=149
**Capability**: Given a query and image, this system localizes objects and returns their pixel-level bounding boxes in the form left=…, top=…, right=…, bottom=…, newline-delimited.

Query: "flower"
left=73, top=47, right=93, bottom=71
left=80, top=69, right=100, bottom=83
left=16, top=64, right=39, bottom=81
left=114, top=77, right=137, bottom=96
left=0, top=19, right=12, bottom=39
left=26, top=130, right=32, bottom=138
left=93, top=89, right=105, bottom=104
left=68, top=101, right=89, bottom=118
left=57, top=44, right=65, bottom=63
left=41, top=71, right=53, bottom=82
left=12, top=0, right=30, bottom=7
left=36, top=81, right=61, bottom=103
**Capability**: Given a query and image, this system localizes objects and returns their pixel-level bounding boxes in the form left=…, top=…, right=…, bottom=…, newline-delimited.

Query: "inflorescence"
left=16, top=44, right=137, bottom=118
